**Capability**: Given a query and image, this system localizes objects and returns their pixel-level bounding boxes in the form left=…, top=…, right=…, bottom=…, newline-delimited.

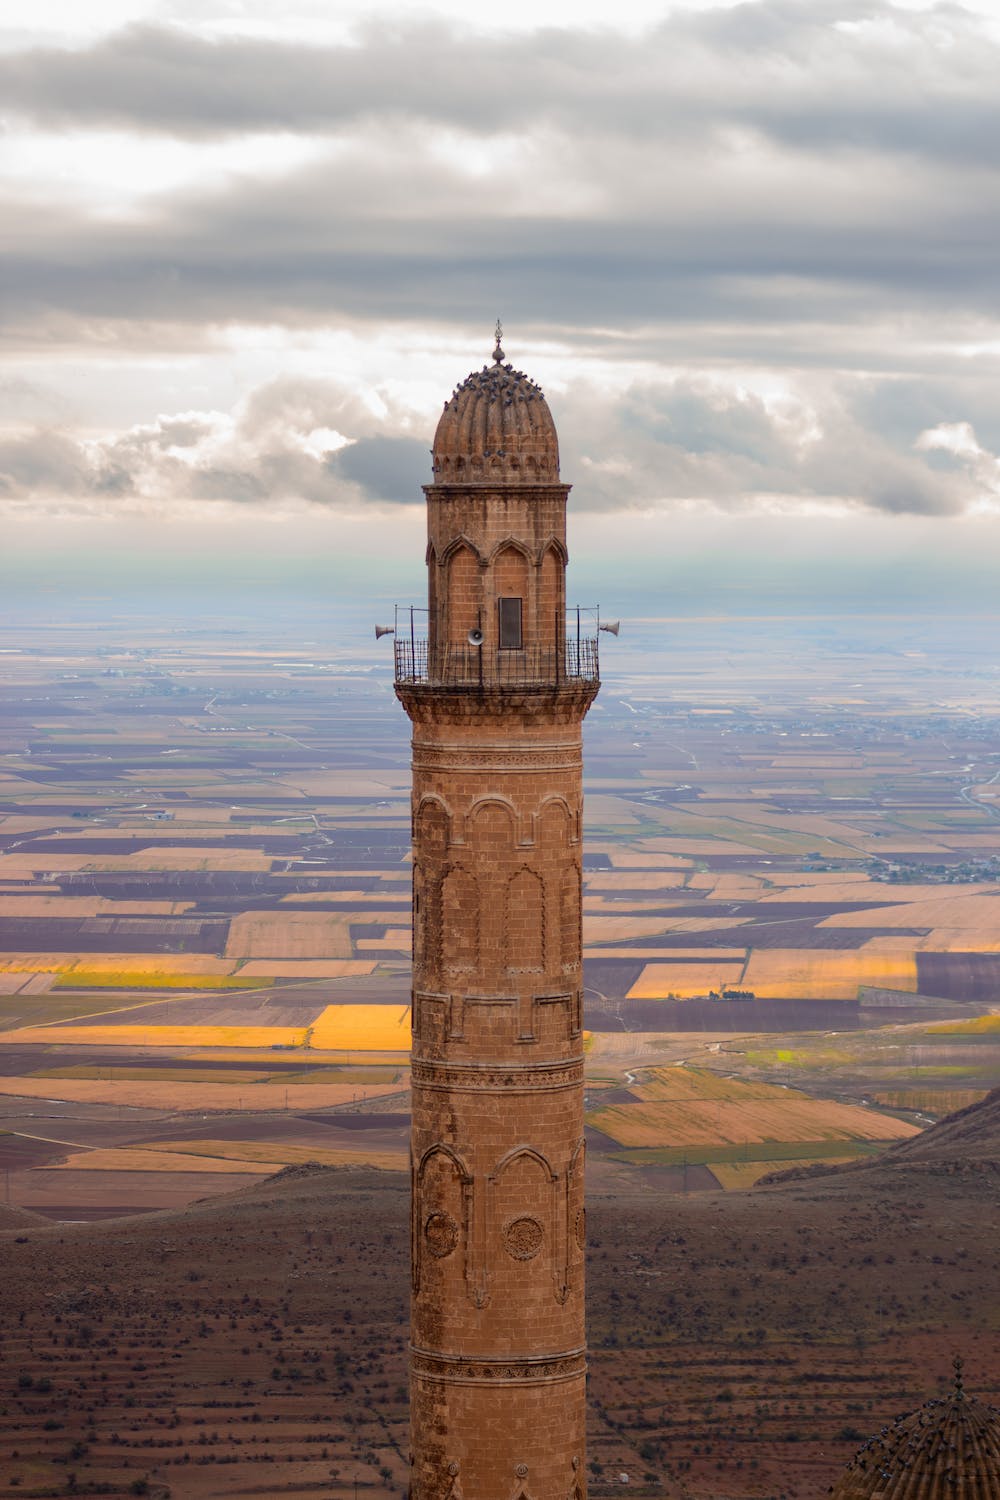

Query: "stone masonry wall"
left=399, top=687, right=593, bottom=1500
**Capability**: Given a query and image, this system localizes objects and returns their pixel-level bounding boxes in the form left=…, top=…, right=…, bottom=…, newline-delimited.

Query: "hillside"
left=0, top=1199, right=48, bottom=1230
left=759, top=1085, right=1000, bottom=1187
left=877, top=1085, right=1000, bottom=1167
left=2, top=1122, right=999, bottom=1500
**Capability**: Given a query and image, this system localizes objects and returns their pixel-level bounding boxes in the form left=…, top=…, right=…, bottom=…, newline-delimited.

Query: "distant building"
left=829, top=1359, right=1000, bottom=1498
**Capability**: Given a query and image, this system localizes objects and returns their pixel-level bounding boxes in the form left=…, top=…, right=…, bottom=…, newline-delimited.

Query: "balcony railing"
left=394, top=638, right=599, bottom=688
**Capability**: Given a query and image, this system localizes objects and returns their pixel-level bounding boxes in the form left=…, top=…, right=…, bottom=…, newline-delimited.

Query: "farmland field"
left=588, top=1066, right=918, bottom=1152
left=2, top=604, right=1000, bottom=1216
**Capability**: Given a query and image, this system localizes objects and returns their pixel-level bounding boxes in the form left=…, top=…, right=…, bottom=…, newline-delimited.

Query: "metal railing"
left=394, top=638, right=599, bottom=688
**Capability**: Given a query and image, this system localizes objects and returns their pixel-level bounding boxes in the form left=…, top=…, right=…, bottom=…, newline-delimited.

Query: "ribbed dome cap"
left=432, top=333, right=559, bottom=485
left=829, top=1365, right=1000, bottom=1500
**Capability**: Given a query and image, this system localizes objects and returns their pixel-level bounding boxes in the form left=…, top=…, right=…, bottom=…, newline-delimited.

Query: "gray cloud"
left=0, top=377, right=433, bottom=512
left=1, top=4, right=998, bottom=355
left=563, top=375, right=991, bottom=517
left=2, top=4, right=998, bottom=167
left=1, top=370, right=995, bottom=520
left=0, top=430, right=92, bottom=496
left=2, top=167, right=998, bottom=349
left=329, top=436, right=429, bottom=504
left=3, top=3, right=1000, bottom=529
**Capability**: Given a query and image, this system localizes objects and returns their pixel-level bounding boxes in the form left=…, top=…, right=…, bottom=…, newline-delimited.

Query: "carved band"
left=412, top=743, right=581, bottom=772
left=410, top=1346, right=587, bottom=1386
left=414, top=757, right=581, bottom=775
left=413, top=735, right=581, bottom=751
left=411, top=1058, right=584, bottom=1092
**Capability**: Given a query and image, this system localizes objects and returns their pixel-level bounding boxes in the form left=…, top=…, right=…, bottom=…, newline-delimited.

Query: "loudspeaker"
left=599, top=620, right=621, bottom=637
left=467, top=628, right=485, bottom=647
left=374, top=625, right=395, bottom=640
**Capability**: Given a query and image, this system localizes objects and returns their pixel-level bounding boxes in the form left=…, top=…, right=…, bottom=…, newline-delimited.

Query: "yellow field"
left=585, top=794, right=645, bottom=825
left=141, top=1138, right=406, bottom=1171
left=0, top=897, right=195, bottom=917
left=759, top=881, right=898, bottom=903
left=0, top=845, right=275, bottom=872
left=589, top=1093, right=917, bottom=1150
left=0, top=1023, right=306, bottom=1048
left=645, top=839, right=761, bottom=856
left=178, top=1047, right=410, bottom=1067
left=689, top=803, right=870, bottom=845
left=866, top=930, right=1000, bottom=953
left=626, top=961, right=746, bottom=999
left=631, top=916, right=751, bottom=938
left=0, top=955, right=239, bottom=977
left=585, top=897, right=689, bottom=914
left=0, top=1076, right=398, bottom=1111
left=770, top=755, right=864, bottom=768
left=45, top=1148, right=281, bottom=1174
left=741, top=948, right=917, bottom=999
left=586, top=1033, right=714, bottom=1061
left=821, top=892, right=1000, bottom=929
left=100, top=849, right=276, bottom=871
left=607, top=853, right=695, bottom=869
left=309, top=1004, right=412, bottom=1050
left=275, top=771, right=409, bottom=797
left=584, top=871, right=692, bottom=890
left=356, top=929, right=411, bottom=951
left=0, top=854, right=120, bottom=876
left=925, top=1014, right=1000, bottom=1034
left=35, top=1065, right=274, bottom=1083
left=0, top=816, right=87, bottom=833
left=278, top=890, right=375, bottom=903
left=634, top=1068, right=785, bottom=1102
left=616, top=947, right=747, bottom=963
left=688, top=873, right=767, bottom=899
left=53, top=972, right=269, bottom=991
left=708, top=1157, right=859, bottom=1190
left=765, top=872, right=871, bottom=889
left=871, top=1089, right=988, bottom=1112
left=862, top=839, right=955, bottom=857
left=238, top=959, right=378, bottom=977
left=584, top=916, right=693, bottom=942
left=225, top=912, right=355, bottom=960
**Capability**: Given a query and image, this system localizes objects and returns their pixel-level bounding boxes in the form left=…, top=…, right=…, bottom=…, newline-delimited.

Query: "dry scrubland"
left=2, top=1092, right=1000, bottom=1500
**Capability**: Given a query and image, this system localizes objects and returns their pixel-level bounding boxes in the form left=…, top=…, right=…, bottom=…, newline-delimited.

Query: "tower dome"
left=829, top=1362, right=1000, bottom=1500
left=431, top=327, right=560, bottom=484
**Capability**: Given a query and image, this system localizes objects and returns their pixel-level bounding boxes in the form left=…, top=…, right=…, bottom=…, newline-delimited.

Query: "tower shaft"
left=396, top=348, right=598, bottom=1500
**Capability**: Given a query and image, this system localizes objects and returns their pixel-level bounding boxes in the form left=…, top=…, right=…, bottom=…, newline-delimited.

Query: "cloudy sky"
left=4, top=0, right=1000, bottom=609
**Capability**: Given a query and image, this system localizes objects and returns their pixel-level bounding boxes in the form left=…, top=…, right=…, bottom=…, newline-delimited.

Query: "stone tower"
left=394, top=331, right=599, bottom=1500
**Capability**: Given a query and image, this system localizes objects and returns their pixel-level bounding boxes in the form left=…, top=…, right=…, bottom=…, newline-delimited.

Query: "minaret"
left=394, top=328, right=599, bottom=1500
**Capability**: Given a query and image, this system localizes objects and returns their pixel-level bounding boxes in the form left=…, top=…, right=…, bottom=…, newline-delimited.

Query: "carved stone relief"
left=502, top=1215, right=544, bottom=1261
left=424, top=1211, right=459, bottom=1259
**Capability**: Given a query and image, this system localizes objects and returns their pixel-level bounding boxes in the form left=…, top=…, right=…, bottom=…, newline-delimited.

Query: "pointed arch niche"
left=493, top=542, right=530, bottom=650
left=445, top=540, right=481, bottom=647
left=537, top=539, right=566, bottom=650
left=505, top=867, right=545, bottom=972
left=489, top=1146, right=558, bottom=1294
left=414, top=1143, right=470, bottom=1298
left=441, top=866, right=479, bottom=971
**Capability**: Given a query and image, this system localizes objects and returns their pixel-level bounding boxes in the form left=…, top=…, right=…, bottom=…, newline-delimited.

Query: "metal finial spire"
left=493, top=319, right=504, bottom=363
left=953, top=1354, right=965, bottom=1399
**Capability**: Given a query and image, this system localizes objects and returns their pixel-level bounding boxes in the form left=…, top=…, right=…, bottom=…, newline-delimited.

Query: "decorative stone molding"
left=411, top=1347, right=587, bottom=1386
left=411, top=1058, right=584, bottom=1092
left=424, top=1211, right=459, bottom=1259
